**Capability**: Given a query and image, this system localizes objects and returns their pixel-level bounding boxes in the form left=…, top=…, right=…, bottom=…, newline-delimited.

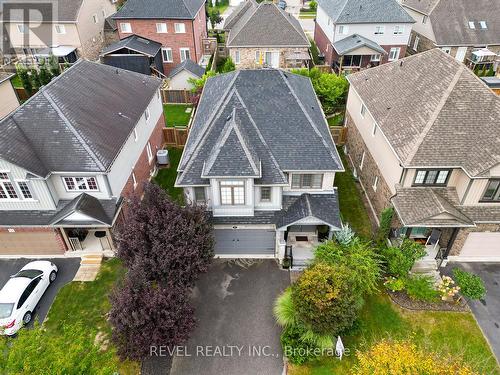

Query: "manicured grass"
left=327, top=114, right=344, bottom=127
left=163, top=104, right=193, bottom=127
left=154, top=147, right=184, bottom=204
left=334, top=149, right=372, bottom=239
left=289, top=292, right=500, bottom=375
left=44, top=259, right=139, bottom=374
left=10, top=74, right=23, bottom=88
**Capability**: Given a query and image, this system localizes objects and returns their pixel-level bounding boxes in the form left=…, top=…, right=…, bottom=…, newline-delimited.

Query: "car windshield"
left=14, top=269, right=43, bottom=279
left=0, top=303, right=14, bottom=319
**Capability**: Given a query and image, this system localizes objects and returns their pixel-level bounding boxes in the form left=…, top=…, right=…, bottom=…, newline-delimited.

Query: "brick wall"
left=345, top=113, right=393, bottom=218
left=121, top=113, right=165, bottom=200
left=314, top=21, right=334, bottom=66
left=116, top=10, right=207, bottom=75
left=449, top=224, right=500, bottom=256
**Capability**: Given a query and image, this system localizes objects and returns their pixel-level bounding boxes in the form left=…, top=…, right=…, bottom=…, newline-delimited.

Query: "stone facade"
left=345, top=113, right=393, bottom=218
left=116, top=9, right=207, bottom=75
left=229, top=46, right=310, bottom=69
left=449, top=224, right=500, bottom=256
left=79, top=33, right=107, bottom=61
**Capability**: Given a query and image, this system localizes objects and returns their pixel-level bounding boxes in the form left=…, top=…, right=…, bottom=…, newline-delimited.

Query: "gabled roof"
left=0, top=0, right=84, bottom=22
left=347, top=49, right=500, bottom=178
left=318, top=0, right=414, bottom=24
left=101, top=35, right=162, bottom=57
left=168, top=59, right=205, bottom=79
left=50, top=193, right=115, bottom=226
left=225, top=1, right=309, bottom=47
left=391, top=187, right=475, bottom=227
left=402, top=0, right=500, bottom=45
left=223, top=0, right=258, bottom=30
left=176, top=70, right=343, bottom=186
left=113, top=0, right=205, bottom=19
left=0, top=60, right=161, bottom=178
left=333, top=34, right=387, bottom=55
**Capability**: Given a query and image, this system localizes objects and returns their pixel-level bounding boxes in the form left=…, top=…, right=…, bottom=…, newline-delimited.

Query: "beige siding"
left=404, top=7, right=436, bottom=43
left=0, top=81, right=19, bottom=119
left=463, top=179, right=489, bottom=205
left=346, top=87, right=403, bottom=194
left=448, top=169, right=470, bottom=202
left=7, top=22, right=80, bottom=50
left=168, top=70, right=197, bottom=90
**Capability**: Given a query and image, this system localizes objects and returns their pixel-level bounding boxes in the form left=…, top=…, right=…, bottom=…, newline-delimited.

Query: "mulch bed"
left=387, top=290, right=469, bottom=312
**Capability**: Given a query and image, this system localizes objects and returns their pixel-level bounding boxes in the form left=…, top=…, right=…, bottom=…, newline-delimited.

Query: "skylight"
left=479, top=21, right=487, bottom=29
left=468, top=21, right=475, bottom=29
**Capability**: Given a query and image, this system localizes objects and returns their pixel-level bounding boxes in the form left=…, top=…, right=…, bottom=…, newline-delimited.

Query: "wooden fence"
left=161, top=89, right=196, bottom=104
left=315, top=65, right=332, bottom=73
left=329, top=126, right=348, bottom=145
left=163, top=127, right=189, bottom=148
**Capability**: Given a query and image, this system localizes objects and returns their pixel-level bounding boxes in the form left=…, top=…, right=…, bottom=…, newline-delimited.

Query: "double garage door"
left=214, top=229, right=276, bottom=257
left=460, top=232, right=500, bottom=260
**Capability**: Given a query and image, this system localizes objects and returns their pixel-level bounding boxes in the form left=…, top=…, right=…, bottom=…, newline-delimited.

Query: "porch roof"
left=391, top=187, right=475, bottom=227
left=333, top=34, right=386, bottom=56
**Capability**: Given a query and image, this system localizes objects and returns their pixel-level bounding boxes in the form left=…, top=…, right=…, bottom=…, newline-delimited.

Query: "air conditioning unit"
left=157, top=149, right=169, bottom=165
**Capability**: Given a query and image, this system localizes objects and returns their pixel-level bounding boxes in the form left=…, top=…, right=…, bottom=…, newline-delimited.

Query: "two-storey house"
left=223, top=1, right=310, bottom=69
left=344, top=49, right=500, bottom=264
left=0, top=60, right=165, bottom=256
left=402, top=0, right=500, bottom=72
left=3, top=0, right=116, bottom=62
left=315, top=0, right=414, bottom=73
left=176, top=69, right=344, bottom=266
left=112, top=0, right=207, bottom=76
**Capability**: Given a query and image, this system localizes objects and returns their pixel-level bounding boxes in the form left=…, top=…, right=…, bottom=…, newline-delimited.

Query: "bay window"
left=291, top=174, right=323, bottom=189
left=220, top=180, right=245, bottom=205
left=413, top=170, right=450, bottom=186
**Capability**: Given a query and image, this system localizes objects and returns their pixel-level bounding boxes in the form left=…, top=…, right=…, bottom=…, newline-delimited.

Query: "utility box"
left=157, top=149, right=169, bottom=165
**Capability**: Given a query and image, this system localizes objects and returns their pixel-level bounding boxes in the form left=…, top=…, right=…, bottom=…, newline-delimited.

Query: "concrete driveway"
left=443, top=262, right=500, bottom=362
left=170, top=259, right=290, bottom=375
left=0, top=258, right=80, bottom=324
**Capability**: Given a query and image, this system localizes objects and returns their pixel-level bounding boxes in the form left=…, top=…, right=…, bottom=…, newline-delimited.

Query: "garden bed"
left=387, top=289, right=469, bottom=312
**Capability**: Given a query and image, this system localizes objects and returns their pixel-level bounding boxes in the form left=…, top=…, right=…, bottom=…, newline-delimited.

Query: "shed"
left=168, top=59, right=205, bottom=90
left=100, top=35, right=163, bottom=76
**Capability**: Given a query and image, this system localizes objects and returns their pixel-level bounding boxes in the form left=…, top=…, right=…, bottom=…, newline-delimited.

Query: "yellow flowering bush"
left=353, top=340, right=477, bottom=375
left=437, top=275, right=461, bottom=301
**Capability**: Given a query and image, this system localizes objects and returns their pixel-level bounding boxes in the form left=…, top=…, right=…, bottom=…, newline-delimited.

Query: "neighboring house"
left=223, top=1, right=310, bottom=69
left=168, top=59, right=205, bottom=90
left=2, top=0, right=116, bottom=62
left=100, top=35, right=164, bottom=76
left=176, top=69, right=344, bottom=266
left=402, top=0, right=500, bottom=71
left=112, top=0, right=207, bottom=76
left=0, top=60, right=165, bottom=256
left=315, top=0, right=414, bottom=73
left=481, top=76, right=500, bottom=95
left=104, top=15, right=120, bottom=46
left=344, top=49, right=500, bottom=263
left=0, top=73, right=19, bottom=119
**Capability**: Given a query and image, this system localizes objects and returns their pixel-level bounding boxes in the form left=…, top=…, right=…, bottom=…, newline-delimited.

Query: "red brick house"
left=0, top=61, right=165, bottom=256
left=112, top=0, right=207, bottom=75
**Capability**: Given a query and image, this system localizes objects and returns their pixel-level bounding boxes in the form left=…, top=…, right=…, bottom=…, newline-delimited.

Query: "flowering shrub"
left=437, top=275, right=460, bottom=301
left=383, top=277, right=405, bottom=292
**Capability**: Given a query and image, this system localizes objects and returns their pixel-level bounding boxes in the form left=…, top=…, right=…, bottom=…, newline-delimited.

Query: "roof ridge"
left=304, top=193, right=312, bottom=216
left=275, top=4, right=309, bottom=43
left=334, top=0, right=350, bottom=22
left=405, top=63, right=465, bottom=165
left=41, top=90, right=106, bottom=171
left=427, top=0, right=442, bottom=15
left=231, top=109, right=260, bottom=174
left=226, top=1, right=261, bottom=45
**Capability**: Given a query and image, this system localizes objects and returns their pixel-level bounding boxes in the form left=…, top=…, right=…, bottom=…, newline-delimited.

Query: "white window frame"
left=145, top=107, right=150, bottom=121
left=174, top=23, right=186, bottom=33
left=393, top=25, right=404, bottom=35
left=17, top=181, right=34, bottom=200
left=156, top=23, right=167, bottom=33
left=102, top=9, right=106, bottom=18
left=260, top=186, right=272, bottom=202
left=234, top=50, right=240, bottom=64
left=413, top=36, right=420, bottom=51
left=255, top=51, right=260, bottom=63
left=479, top=21, right=487, bottom=29
left=55, top=24, right=66, bottom=34
left=468, top=21, right=475, bottom=29
left=194, top=187, right=206, bottom=203
left=389, top=47, right=400, bottom=61
left=120, top=22, right=132, bottom=33
left=359, top=151, right=365, bottom=171
left=180, top=48, right=190, bottom=62
left=374, top=25, right=385, bottom=35
left=133, top=127, right=138, bottom=142
left=422, top=15, right=427, bottom=24
left=291, top=174, right=323, bottom=189
left=220, top=180, right=245, bottom=205
left=92, top=14, right=98, bottom=24
left=338, top=25, right=348, bottom=35
left=372, top=176, right=379, bottom=191
left=360, top=103, right=366, bottom=118
left=370, top=54, right=381, bottom=62
left=62, top=176, right=99, bottom=192
left=146, top=142, right=153, bottom=163
left=132, top=171, right=137, bottom=189
left=161, top=48, right=173, bottom=63
left=17, top=24, right=28, bottom=34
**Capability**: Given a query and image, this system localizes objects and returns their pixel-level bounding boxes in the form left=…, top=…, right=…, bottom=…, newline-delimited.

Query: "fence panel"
left=329, top=126, right=348, bottom=145
left=163, top=127, right=189, bottom=148
left=161, top=89, right=195, bottom=104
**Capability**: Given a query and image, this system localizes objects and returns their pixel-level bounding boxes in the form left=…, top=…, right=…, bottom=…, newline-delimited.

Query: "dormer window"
left=479, top=21, right=487, bottom=29
left=63, top=177, right=99, bottom=191
left=468, top=21, right=475, bottom=29
left=413, top=170, right=450, bottom=186
left=291, top=174, right=323, bottom=189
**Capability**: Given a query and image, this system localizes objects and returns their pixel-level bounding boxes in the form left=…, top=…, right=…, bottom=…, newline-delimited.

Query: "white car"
left=0, top=261, right=58, bottom=336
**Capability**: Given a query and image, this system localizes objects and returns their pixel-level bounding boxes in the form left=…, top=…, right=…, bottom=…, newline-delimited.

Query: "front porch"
left=61, top=228, right=115, bottom=254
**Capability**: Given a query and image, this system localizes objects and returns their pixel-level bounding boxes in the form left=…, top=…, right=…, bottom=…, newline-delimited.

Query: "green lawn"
left=334, top=149, right=372, bottom=239
left=289, top=292, right=500, bottom=375
left=10, top=74, right=23, bottom=88
left=44, top=259, right=138, bottom=374
left=327, top=114, right=344, bottom=127
left=154, top=147, right=184, bottom=204
left=163, top=104, right=193, bottom=127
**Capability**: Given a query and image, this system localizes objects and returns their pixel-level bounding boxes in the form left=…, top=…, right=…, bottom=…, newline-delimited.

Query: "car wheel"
left=23, top=311, right=32, bottom=325
left=49, top=271, right=57, bottom=283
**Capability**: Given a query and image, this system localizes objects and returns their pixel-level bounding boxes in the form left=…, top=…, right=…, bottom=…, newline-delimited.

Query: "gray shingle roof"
left=226, top=2, right=309, bottom=47
left=168, top=59, right=205, bottom=79
left=0, top=0, right=84, bottom=22
left=176, top=70, right=343, bottom=186
left=391, top=187, right=475, bottom=227
left=402, top=0, right=500, bottom=45
left=223, top=0, right=258, bottom=30
left=113, top=0, right=205, bottom=19
left=347, top=49, right=500, bottom=178
left=0, top=60, right=161, bottom=178
left=333, top=34, right=387, bottom=55
left=0, top=196, right=120, bottom=227
left=101, top=34, right=162, bottom=56
left=318, top=0, right=414, bottom=24
left=0, top=72, right=14, bottom=84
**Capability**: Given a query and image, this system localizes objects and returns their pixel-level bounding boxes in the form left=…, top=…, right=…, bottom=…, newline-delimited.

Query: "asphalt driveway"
left=169, top=259, right=290, bottom=375
left=0, top=258, right=80, bottom=324
left=443, top=262, right=500, bottom=362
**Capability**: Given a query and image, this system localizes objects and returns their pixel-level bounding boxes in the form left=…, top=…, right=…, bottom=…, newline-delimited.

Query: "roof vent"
left=115, top=69, right=119, bottom=74
left=226, top=115, right=232, bottom=121
left=400, top=61, right=403, bottom=67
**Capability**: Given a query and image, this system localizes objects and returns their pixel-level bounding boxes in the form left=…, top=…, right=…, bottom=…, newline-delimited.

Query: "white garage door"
left=460, top=232, right=500, bottom=260
left=214, top=229, right=276, bottom=257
